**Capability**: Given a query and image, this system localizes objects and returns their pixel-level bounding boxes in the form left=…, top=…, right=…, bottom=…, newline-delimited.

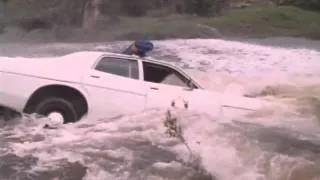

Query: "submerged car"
left=0, top=51, right=268, bottom=123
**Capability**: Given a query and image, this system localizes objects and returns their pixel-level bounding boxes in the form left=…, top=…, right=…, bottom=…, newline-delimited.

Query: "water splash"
left=0, top=38, right=320, bottom=180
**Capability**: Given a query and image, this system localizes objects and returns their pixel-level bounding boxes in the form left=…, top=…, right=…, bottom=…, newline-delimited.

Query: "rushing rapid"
left=1, top=39, right=320, bottom=180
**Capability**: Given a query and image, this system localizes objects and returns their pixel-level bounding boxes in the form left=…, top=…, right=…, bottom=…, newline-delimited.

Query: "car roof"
left=61, top=51, right=203, bottom=89
left=64, top=50, right=179, bottom=68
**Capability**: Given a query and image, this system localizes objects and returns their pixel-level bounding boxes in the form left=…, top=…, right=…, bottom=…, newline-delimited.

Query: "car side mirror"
left=186, top=79, right=194, bottom=90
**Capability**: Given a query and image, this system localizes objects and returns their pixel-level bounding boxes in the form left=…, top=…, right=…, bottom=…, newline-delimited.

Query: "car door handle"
left=90, top=75, right=100, bottom=79
left=150, top=87, right=159, bottom=90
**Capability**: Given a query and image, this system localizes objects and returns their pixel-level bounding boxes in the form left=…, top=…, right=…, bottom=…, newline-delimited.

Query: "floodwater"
left=0, top=38, right=320, bottom=180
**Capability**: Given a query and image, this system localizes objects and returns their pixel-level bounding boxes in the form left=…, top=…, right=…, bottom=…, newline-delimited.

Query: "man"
left=122, top=39, right=154, bottom=58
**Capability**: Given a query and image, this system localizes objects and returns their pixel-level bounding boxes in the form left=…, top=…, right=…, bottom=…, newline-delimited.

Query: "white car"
left=0, top=51, right=267, bottom=123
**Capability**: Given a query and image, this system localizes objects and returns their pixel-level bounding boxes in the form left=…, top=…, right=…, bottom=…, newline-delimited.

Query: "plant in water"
left=163, top=108, right=215, bottom=180
left=164, top=109, right=193, bottom=160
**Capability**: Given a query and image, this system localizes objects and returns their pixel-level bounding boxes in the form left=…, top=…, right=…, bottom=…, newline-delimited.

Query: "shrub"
left=100, top=0, right=230, bottom=17
left=183, top=0, right=230, bottom=16
left=99, top=0, right=122, bottom=16
left=273, top=0, right=320, bottom=11
left=7, top=0, right=87, bottom=27
left=120, top=0, right=150, bottom=17
left=17, top=18, right=52, bottom=31
left=100, top=0, right=150, bottom=17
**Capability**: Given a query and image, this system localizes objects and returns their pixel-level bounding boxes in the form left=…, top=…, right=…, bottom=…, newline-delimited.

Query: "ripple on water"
left=0, top=39, right=320, bottom=180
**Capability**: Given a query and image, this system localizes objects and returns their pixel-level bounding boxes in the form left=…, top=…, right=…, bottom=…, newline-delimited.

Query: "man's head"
left=131, top=43, right=139, bottom=54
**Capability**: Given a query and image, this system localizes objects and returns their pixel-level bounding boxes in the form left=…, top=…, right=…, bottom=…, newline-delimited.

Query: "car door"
left=142, top=61, right=222, bottom=117
left=82, top=56, right=147, bottom=118
left=142, top=61, right=195, bottom=109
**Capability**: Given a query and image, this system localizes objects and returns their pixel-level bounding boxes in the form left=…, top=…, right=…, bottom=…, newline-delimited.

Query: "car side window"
left=95, top=57, right=139, bottom=79
left=143, top=61, right=197, bottom=88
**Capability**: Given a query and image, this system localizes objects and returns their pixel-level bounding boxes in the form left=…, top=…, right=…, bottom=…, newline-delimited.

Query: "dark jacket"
left=122, top=40, right=154, bottom=57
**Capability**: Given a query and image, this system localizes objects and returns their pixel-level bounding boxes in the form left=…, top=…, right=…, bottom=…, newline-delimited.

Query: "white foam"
left=2, top=39, right=320, bottom=180
left=157, top=39, right=320, bottom=76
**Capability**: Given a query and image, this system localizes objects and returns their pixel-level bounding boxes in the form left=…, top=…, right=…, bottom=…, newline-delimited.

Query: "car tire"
left=34, top=97, right=78, bottom=124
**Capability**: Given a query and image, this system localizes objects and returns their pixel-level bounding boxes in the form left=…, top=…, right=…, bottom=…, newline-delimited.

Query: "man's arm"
left=122, top=44, right=134, bottom=55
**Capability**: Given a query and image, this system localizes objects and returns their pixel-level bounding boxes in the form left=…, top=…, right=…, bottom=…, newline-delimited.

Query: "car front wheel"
left=34, top=97, right=78, bottom=124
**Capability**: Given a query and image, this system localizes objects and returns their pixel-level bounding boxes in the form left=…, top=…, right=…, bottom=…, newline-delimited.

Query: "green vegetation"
left=203, top=6, right=320, bottom=39
left=96, top=6, right=320, bottom=40
left=271, top=0, right=320, bottom=11
left=1, top=0, right=320, bottom=41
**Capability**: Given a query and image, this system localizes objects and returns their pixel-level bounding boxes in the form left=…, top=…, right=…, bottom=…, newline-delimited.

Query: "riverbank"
left=0, top=6, right=320, bottom=43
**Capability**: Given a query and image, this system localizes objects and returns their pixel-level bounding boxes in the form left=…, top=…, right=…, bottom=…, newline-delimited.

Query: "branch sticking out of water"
left=163, top=109, right=215, bottom=180
left=164, top=110, right=193, bottom=161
